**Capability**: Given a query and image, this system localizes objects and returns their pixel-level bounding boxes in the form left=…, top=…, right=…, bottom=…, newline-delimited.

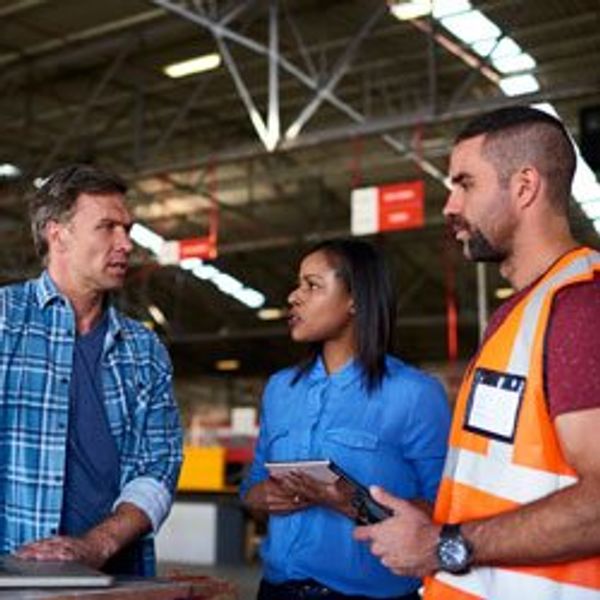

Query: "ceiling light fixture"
left=495, top=287, right=515, bottom=300
left=163, top=52, right=221, bottom=79
left=389, top=0, right=431, bottom=21
left=148, top=304, right=167, bottom=327
left=257, top=307, right=286, bottom=321
left=215, top=359, right=240, bottom=372
left=0, top=163, right=21, bottom=178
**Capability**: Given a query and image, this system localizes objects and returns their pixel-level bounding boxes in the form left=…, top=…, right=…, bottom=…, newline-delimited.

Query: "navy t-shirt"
left=60, top=314, right=143, bottom=575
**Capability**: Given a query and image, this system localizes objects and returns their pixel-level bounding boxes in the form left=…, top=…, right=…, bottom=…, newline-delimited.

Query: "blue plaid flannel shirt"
left=0, top=271, right=183, bottom=574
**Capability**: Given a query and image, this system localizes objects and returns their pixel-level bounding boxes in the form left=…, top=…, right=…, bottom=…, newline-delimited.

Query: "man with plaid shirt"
left=0, top=164, right=182, bottom=576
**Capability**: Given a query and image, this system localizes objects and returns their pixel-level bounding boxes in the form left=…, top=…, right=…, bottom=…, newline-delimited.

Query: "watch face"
left=437, top=527, right=472, bottom=574
left=439, top=537, right=469, bottom=569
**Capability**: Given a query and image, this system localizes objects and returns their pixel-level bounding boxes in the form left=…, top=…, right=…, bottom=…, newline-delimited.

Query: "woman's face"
left=287, top=250, right=355, bottom=345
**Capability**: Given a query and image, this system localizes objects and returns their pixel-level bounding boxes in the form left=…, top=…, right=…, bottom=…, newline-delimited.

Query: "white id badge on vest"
left=464, top=368, right=526, bottom=442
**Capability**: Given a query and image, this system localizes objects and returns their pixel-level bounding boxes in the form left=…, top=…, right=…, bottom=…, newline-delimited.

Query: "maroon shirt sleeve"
left=546, top=275, right=600, bottom=419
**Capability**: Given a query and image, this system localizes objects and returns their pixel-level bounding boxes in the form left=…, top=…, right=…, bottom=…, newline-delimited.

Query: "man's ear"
left=512, top=165, right=541, bottom=210
left=46, top=220, right=67, bottom=252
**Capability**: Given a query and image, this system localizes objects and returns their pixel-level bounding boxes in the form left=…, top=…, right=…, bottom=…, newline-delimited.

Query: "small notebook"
left=265, top=459, right=339, bottom=483
left=0, top=555, right=114, bottom=588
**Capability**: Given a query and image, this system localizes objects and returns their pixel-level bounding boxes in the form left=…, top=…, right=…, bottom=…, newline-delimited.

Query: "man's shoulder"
left=0, top=278, right=37, bottom=318
left=112, top=310, right=162, bottom=345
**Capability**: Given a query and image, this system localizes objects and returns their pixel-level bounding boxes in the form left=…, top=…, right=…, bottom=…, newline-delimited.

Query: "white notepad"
left=265, top=459, right=339, bottom=484
left=0, top=555, right=114, bottom=588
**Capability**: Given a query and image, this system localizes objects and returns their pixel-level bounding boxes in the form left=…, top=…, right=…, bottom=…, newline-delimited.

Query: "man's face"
left=443, top=135, right=517, bottom=263
left=51, top=192, right=133, bottom=295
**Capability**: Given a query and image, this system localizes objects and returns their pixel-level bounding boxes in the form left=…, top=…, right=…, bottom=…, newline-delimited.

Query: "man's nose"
left=119, top=228, right=134, bottom=253
left=443, top=189, right=461, bottom=218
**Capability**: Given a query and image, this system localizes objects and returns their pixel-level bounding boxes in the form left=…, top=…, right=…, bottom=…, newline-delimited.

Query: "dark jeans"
left=257, top=578, right=421, bottom=600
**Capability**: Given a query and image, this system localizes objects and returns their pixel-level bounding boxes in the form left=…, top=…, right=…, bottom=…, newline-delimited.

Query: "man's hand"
left=353, top=486, right=440, bottom=577
left=15, top=502, right=151, bottom=570
left=15, top=534, right=113, bottom=569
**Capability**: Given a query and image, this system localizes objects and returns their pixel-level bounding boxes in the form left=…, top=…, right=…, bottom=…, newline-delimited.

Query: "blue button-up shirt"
left=241, top=355, right=450, bottom=597
left=0, top=272, right=183, bottom=574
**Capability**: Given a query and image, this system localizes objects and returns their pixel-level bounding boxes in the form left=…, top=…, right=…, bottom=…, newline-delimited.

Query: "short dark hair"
left=455, top=106, right=576, bottom=211
left=293, top=237, right=396, bottom=392
left=29, top=164, right=128, bottom=260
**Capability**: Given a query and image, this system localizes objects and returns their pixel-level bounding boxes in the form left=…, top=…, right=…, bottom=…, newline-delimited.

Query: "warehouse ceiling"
left=0, top=0, right=599, bottom=376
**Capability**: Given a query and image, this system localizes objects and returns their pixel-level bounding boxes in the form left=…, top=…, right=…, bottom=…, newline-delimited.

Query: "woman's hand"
left=243, top=477, right=312, bottom=518
left=276, top=471, right=356, bottom=518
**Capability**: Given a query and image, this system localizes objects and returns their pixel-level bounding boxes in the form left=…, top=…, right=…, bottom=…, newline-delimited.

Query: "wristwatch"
left=436, top=523, right=474, bottom=574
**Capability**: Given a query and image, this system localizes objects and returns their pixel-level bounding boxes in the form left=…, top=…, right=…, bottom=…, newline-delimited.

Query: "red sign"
left=377, top=180, right=424, bottom=232
left=179, top=236, right=217, bottom=260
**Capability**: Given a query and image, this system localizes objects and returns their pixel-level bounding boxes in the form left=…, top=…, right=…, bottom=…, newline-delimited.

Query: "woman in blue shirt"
left=241, top=238, right=450, bottom=600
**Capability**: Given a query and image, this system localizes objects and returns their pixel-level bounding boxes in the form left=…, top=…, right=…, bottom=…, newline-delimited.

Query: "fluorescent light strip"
left=417, top=3, right=600, bottom=235
left=0, top=163, right=21, bottom=178
left=163, top=53, right=221, bottom=78
left=129, top=225, right=266, bottom=309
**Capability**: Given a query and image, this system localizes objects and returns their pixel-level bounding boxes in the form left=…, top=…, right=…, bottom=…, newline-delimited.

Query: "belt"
left=258, top=578, right=421, bottom=600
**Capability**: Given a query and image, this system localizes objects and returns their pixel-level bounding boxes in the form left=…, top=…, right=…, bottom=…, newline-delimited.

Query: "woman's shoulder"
left=263, top=365, right=306, bottom=397
left=383, top=355, right=446, bottom=396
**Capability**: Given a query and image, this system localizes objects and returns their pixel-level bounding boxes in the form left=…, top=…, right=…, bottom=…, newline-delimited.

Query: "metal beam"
left=144, top=74, right=215, bottom=164
left=0, top=8, right=165, bottom=70
left=266, top=0, right=280, bottom=151
left=150, top=0, right=446, bottom=184
left=218, top=0, right=256, bottom=27
left=131, top=80, right=600, bottom=179
left=214, top=35, right=270, bottom=149
left=37, top=41, right=133, bottom=173
left=285, top=2, right=387, bottom=140
left=0, top=0, right=48, bottom=19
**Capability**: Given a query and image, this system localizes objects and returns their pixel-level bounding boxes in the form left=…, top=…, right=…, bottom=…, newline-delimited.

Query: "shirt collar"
left=34, top=270, right=124, bottom=338
left=307, top=354, right=364, bottom=389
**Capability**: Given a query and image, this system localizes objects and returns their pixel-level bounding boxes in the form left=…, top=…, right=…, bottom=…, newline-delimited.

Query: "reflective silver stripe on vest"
left=506, top=251, right=600, bottom=375
left=491, top=251, right=600, bottom=460
left=435, top=566, right=600, bottom=599
left=443, top=446, right=577, bottom=504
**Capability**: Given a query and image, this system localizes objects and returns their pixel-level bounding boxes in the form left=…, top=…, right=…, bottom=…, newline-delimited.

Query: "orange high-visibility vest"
left=425, top=247, right=600, bottom=600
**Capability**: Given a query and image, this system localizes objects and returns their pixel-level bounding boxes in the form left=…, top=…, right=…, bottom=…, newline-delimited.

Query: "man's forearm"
left=464, top=475, right=600, bottom=566
left=82, top=502, right=152, bottom=564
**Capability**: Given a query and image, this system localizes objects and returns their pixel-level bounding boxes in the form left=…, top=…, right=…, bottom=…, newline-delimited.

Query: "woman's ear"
left=349, top=302, right=356, bottom=315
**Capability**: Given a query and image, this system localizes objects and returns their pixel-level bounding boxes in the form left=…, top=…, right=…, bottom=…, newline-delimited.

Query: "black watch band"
left=436, top=523, right=474, bottom=575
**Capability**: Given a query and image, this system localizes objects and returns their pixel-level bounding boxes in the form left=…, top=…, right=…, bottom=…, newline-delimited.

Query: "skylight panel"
left=441, top=10, right=501, bottom=44
left=432, top=0, right=471, bottom=19
left=493, top=52, right=536, bottom=74
left=499, top=74, right=539, bottom=96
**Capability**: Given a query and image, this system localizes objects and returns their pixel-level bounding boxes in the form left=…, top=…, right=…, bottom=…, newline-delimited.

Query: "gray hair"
left=29, top=164, right=127, bottom=261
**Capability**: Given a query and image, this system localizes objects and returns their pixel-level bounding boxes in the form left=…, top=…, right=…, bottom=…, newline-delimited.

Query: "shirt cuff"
left=113, top=477, right=173, bottom=533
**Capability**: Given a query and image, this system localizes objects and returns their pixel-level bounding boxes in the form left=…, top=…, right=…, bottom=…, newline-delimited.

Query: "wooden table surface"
left=0, top=575, right=238, bottom=599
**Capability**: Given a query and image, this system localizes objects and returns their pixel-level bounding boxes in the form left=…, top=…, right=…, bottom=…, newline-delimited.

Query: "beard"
left=467, top=228, right=507, bottom=263
left=448, top=215, right=508, bottom=263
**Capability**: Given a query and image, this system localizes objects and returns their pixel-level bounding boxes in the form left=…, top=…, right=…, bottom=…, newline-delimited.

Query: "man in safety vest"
left=355, top=106, right=600, bottom=599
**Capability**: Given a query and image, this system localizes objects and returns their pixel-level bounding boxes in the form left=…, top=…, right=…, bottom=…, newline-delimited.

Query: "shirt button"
left=60, top=377, right=69, bottom=385
left=54, top=475, right=62, bottom=482
left=49, top=528, right=57, bottom=536
left=57, top=421, right=66, bottom=430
